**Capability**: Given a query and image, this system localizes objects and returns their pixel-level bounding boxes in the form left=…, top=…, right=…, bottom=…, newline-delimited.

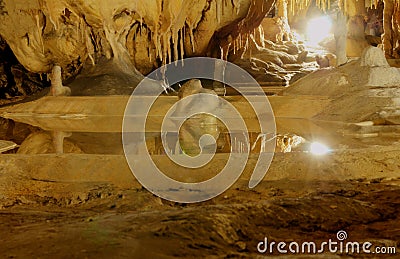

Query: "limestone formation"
left=49, top=66, right=71, bottom=96
left=316, top=53, right=337, bottom=68
left=0, top=0, right=272, bottom=79
left=360, top=46, right=390, bottom=67
left=176, top=79, right=220, bottom=156
left=283, top=45, right=400, bottom=125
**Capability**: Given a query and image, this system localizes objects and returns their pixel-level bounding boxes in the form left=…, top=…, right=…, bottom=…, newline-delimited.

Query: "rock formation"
left=49, top=66, right=71, bottom=96
left=316, top=53, right=337, bottom=68
left=283, top=46, right=400, bottom=126
left=175, top=79, right=220, bottom=156
left=0, top=37, right=47, bottom=99
left=0, top=0, right=274, bottom=80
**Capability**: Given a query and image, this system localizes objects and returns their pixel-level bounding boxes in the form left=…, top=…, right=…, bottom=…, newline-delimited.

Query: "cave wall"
left=0, top=36, right=47, bottom=99
left=0, top=0, right=273, bottom=78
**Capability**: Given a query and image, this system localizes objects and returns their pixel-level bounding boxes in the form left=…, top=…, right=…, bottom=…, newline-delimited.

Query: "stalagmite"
left=49, top=66, right=71, bottom=96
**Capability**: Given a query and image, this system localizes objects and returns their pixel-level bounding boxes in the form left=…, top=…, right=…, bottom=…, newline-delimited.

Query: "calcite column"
left=276, top=0, right=291, bottom=41
left=382, top=0, right=394, bottom=57
left=383, top=1, right=400, bottom=58
left=277, top=0, right=288, bottom=19
left=335, top=10, right=348, bottom=65
left=345, top=0, right=369, bottom=57
left=393, top=2, right=400, bottom=58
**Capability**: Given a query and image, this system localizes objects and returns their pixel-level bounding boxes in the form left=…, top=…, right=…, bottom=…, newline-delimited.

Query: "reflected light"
left=306, top=16, right=332, bottom=46
left=310, top=142, right=330, bottom=156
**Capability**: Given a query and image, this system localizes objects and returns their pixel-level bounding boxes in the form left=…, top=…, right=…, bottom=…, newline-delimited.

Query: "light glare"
left=306, top=16, right=332, bottom=46
left=310, top=142, right=330, bottom=155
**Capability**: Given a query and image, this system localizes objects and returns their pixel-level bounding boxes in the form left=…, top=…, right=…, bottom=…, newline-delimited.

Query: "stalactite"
left=179, top=28, right=185, bottom=60
left=34, top=13, right=45, bottom=54
left=162, top=33, right=168, bottom=65
left=258, top=25, right=266, bottom=48
left=155, top=32, right=163, bottom=63
left=172, top=28, right=179, bottom=62
left=85, top=28, right=95, bottom=66
left=167, top=32, right=172, bottom=64
left=188, top=24, right=196, bottom=53
left=241, top=36, right=249, bottom=59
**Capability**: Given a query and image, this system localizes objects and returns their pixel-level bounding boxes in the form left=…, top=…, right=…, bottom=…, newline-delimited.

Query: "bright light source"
left=306, top=16, right=332, bottom=46
left=310, top=142, right=330, bottom=156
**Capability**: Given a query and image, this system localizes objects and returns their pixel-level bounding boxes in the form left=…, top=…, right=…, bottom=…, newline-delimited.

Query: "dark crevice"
left=0, top=36, right=49, bottom=100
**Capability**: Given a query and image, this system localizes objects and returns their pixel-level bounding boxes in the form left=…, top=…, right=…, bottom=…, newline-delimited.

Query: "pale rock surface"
left=49, top=66, right=71, bottom=96
left=283, top=45, right=400, bottom=123
left=360, top=46, right=400, bottom=87
left=360, top=46, right=390, bottom=67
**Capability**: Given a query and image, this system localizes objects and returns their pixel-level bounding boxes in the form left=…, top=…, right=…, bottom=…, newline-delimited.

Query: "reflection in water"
left=17, top=131, right=82, bottom=154
left=52, top=131, right=73, bottom=154
left=230, top=132, right=250, bottom=153
left=1, top=116, right=399, bottom=156
left=1, top=117, right=83, bottom=154
left=276, top=134, right=305, bottom=153
left=178, top=114, right=220, bottom=156
left=251, top=133, right=273, bottom=153
left=0, top=140, right=17, bottom=153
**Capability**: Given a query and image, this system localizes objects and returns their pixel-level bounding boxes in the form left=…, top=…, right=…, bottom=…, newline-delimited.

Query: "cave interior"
left=0, top=0, right=399, bottom=258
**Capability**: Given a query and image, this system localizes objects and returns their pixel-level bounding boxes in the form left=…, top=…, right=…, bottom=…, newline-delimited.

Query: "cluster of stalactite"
left=208, top=0, right=275, bottom=60
left=0, top=0, right=276, bottom=79
left=1, top=0, right=399, bottom=88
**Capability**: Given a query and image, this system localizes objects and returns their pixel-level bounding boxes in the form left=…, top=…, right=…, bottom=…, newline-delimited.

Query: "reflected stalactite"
left=17, top=130, right=82, bottom=155
left=51, top=131, right=72, bottom=154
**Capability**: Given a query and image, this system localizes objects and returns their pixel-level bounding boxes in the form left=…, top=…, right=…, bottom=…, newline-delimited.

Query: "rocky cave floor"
left=0, top=177, right=399, bottom=258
